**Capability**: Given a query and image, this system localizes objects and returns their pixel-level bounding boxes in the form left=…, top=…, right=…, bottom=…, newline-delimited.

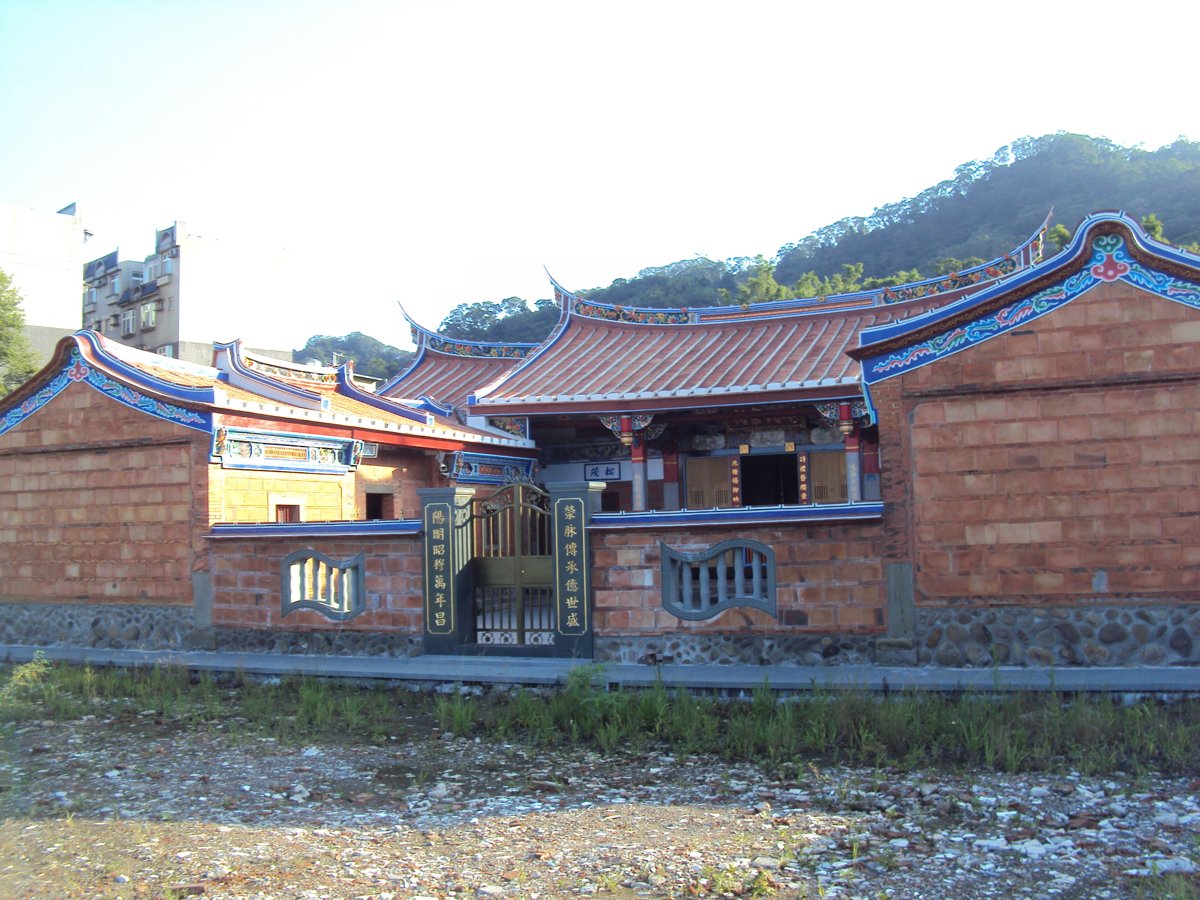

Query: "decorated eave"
left=852, top=211, right=1200, bottom=388
left=0, top=332, right=533, bottom=451
left=378, top=304, right=539, bottom=411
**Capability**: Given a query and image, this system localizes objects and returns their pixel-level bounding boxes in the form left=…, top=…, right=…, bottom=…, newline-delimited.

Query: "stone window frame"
left=659, top=539, right=776, bottom=621
left=281, top=549, right=366, bottom=621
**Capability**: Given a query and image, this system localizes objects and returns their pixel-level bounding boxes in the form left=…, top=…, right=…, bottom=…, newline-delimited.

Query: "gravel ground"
left=2, top=710, right=1199, bottom=899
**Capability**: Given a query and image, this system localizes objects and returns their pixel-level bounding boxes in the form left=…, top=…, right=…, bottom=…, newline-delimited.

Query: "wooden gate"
left=471, top=483, right=558, bottom=647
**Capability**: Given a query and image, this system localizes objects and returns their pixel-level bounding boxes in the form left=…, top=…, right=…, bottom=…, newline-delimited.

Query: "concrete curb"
left=4, top=644, right=1200, bottom=693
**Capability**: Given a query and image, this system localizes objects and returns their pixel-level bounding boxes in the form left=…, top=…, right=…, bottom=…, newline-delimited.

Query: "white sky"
left=1, top=0, right=1195, bottom=350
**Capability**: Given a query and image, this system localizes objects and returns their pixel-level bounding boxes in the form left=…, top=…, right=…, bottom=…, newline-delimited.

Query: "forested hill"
left=773, top=133, right=1200, bottom=284
left=301, top=133, right=1200, bottom=363
left=430, top=133, right=1200, bottom=343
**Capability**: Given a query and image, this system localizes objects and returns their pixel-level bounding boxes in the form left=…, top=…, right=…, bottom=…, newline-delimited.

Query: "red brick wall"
left=0, top=381, right=210, bottom=606
left=897, top=281, right=1200, bottom=606
left=209, top=535, right=423, bottom=631
left=591, top=522, right=885, bottom=636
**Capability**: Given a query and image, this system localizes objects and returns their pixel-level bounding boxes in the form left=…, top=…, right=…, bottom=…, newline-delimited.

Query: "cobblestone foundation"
left=916, top=604, right=1200, bottom=667
left=0, top=602, right=195, bottom=650
left=207, top=627, right=423, bottom=658
left=594, top=634, right=877, bottom=666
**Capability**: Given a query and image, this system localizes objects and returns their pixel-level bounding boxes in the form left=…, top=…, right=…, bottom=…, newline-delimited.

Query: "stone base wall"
left=206, top=627, right=423, bottom=658
left=595, top=633, right=876, bottom=666
left=916, top=604, right=1200, bottom=667
left=0, top=602, right=195, bottom=650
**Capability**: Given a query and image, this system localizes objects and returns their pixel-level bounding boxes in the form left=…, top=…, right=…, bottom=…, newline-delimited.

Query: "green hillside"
left=307, top=133, right=1200, bottom=357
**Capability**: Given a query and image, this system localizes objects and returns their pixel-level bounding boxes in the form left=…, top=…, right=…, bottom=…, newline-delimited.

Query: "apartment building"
left=82, top=223, right=298, bottom=365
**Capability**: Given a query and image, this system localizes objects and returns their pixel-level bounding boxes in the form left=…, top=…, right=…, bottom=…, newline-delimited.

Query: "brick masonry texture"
left=897, top=282, right=1200, bottom=609
left=0, top=382, right=208, bottom=607
left=590, top=522, right=886, bottom=637
left=208, top=534, right=424, bottom=633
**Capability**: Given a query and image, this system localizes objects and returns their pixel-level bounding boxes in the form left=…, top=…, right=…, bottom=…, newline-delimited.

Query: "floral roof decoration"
left=424, top=334, right=535, bottom=359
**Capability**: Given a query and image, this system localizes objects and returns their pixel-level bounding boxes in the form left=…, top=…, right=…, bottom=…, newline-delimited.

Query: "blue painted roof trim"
left=334, top=368, right=435, bottom=424
left=76, top=331, right=215, bottom=405
left=208, top=519, right=423, bottom=539
left=858, top=211, right=1191, bottom=351
left=858, top=213, right=1200, bottom=387
left=590, top=502, right=884, bottom=529
left=2, top=343, right=212, bottom=437
left=378, top=343, right=425, bottom=395
left=468, top=277, right=575, bottom=406
left=214, top=340, right=327, bottom=407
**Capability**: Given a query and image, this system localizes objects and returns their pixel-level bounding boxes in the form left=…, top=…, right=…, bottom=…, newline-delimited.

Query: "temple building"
left=1, top=211, right=1198, bottom=668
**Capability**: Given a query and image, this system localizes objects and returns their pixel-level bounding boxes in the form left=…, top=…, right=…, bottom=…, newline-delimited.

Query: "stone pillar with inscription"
left=418, top=486, right=475, bottom=654
left=844, top=426, right=863, bottom=504
left=630, top=435, right=647, bottom=512
left=546, top=481, right=604, bottom=659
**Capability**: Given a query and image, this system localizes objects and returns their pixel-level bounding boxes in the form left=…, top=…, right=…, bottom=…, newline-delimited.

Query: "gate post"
left=418, top=486, right=475, bottom=654
left=546, top=481, right=605, bottom=659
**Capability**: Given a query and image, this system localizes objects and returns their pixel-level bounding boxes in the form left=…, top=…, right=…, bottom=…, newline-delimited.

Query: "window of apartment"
left=86, top=286, right=98, bottom=306
left=120, top=309, right=136, bottom=336
left=140, top=302, right=156, bottom=329
left=108, top=274, right=120, bottom=296
left=155, top=344, right=176, bottom=358
left=145, top=255, right=172, bottom=281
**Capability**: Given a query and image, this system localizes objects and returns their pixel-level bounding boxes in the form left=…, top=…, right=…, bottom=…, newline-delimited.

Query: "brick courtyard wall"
left=898, top=280, right=1200, bottom=607
left=589, top=520, right=885, bottom=664
left=0, top=380, right=209, bottom=607
left=208, top=533, right=424, bottom=634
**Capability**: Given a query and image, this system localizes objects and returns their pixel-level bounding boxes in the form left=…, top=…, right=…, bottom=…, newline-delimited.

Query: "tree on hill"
left=774, top=134, right=1200, bottom=282
left=439, top=297, right=559, bottom=344
left=295, top=332, right=412, bottom=382
left=0, top=268, right=37, bottom=396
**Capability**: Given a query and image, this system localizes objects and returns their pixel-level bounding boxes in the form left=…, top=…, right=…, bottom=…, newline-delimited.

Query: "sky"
left=1, top=0, right=1196, bottom=351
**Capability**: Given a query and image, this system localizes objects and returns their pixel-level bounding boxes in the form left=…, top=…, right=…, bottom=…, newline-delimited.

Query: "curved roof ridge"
left=854, top=210, right=1200, bottom=368
left=75, top=331, right=217, bottom=404
left=213, top=340, right=326, bottom=410
left=551, top=213, right=1053, bottom=327
left=401, top=303, right=538, bottom=359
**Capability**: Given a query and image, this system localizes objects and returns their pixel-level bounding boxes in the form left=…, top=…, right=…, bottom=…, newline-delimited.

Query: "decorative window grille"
left=660, top=539, right=776, bottom=621
left=281, top=550, right=366, bottom=621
